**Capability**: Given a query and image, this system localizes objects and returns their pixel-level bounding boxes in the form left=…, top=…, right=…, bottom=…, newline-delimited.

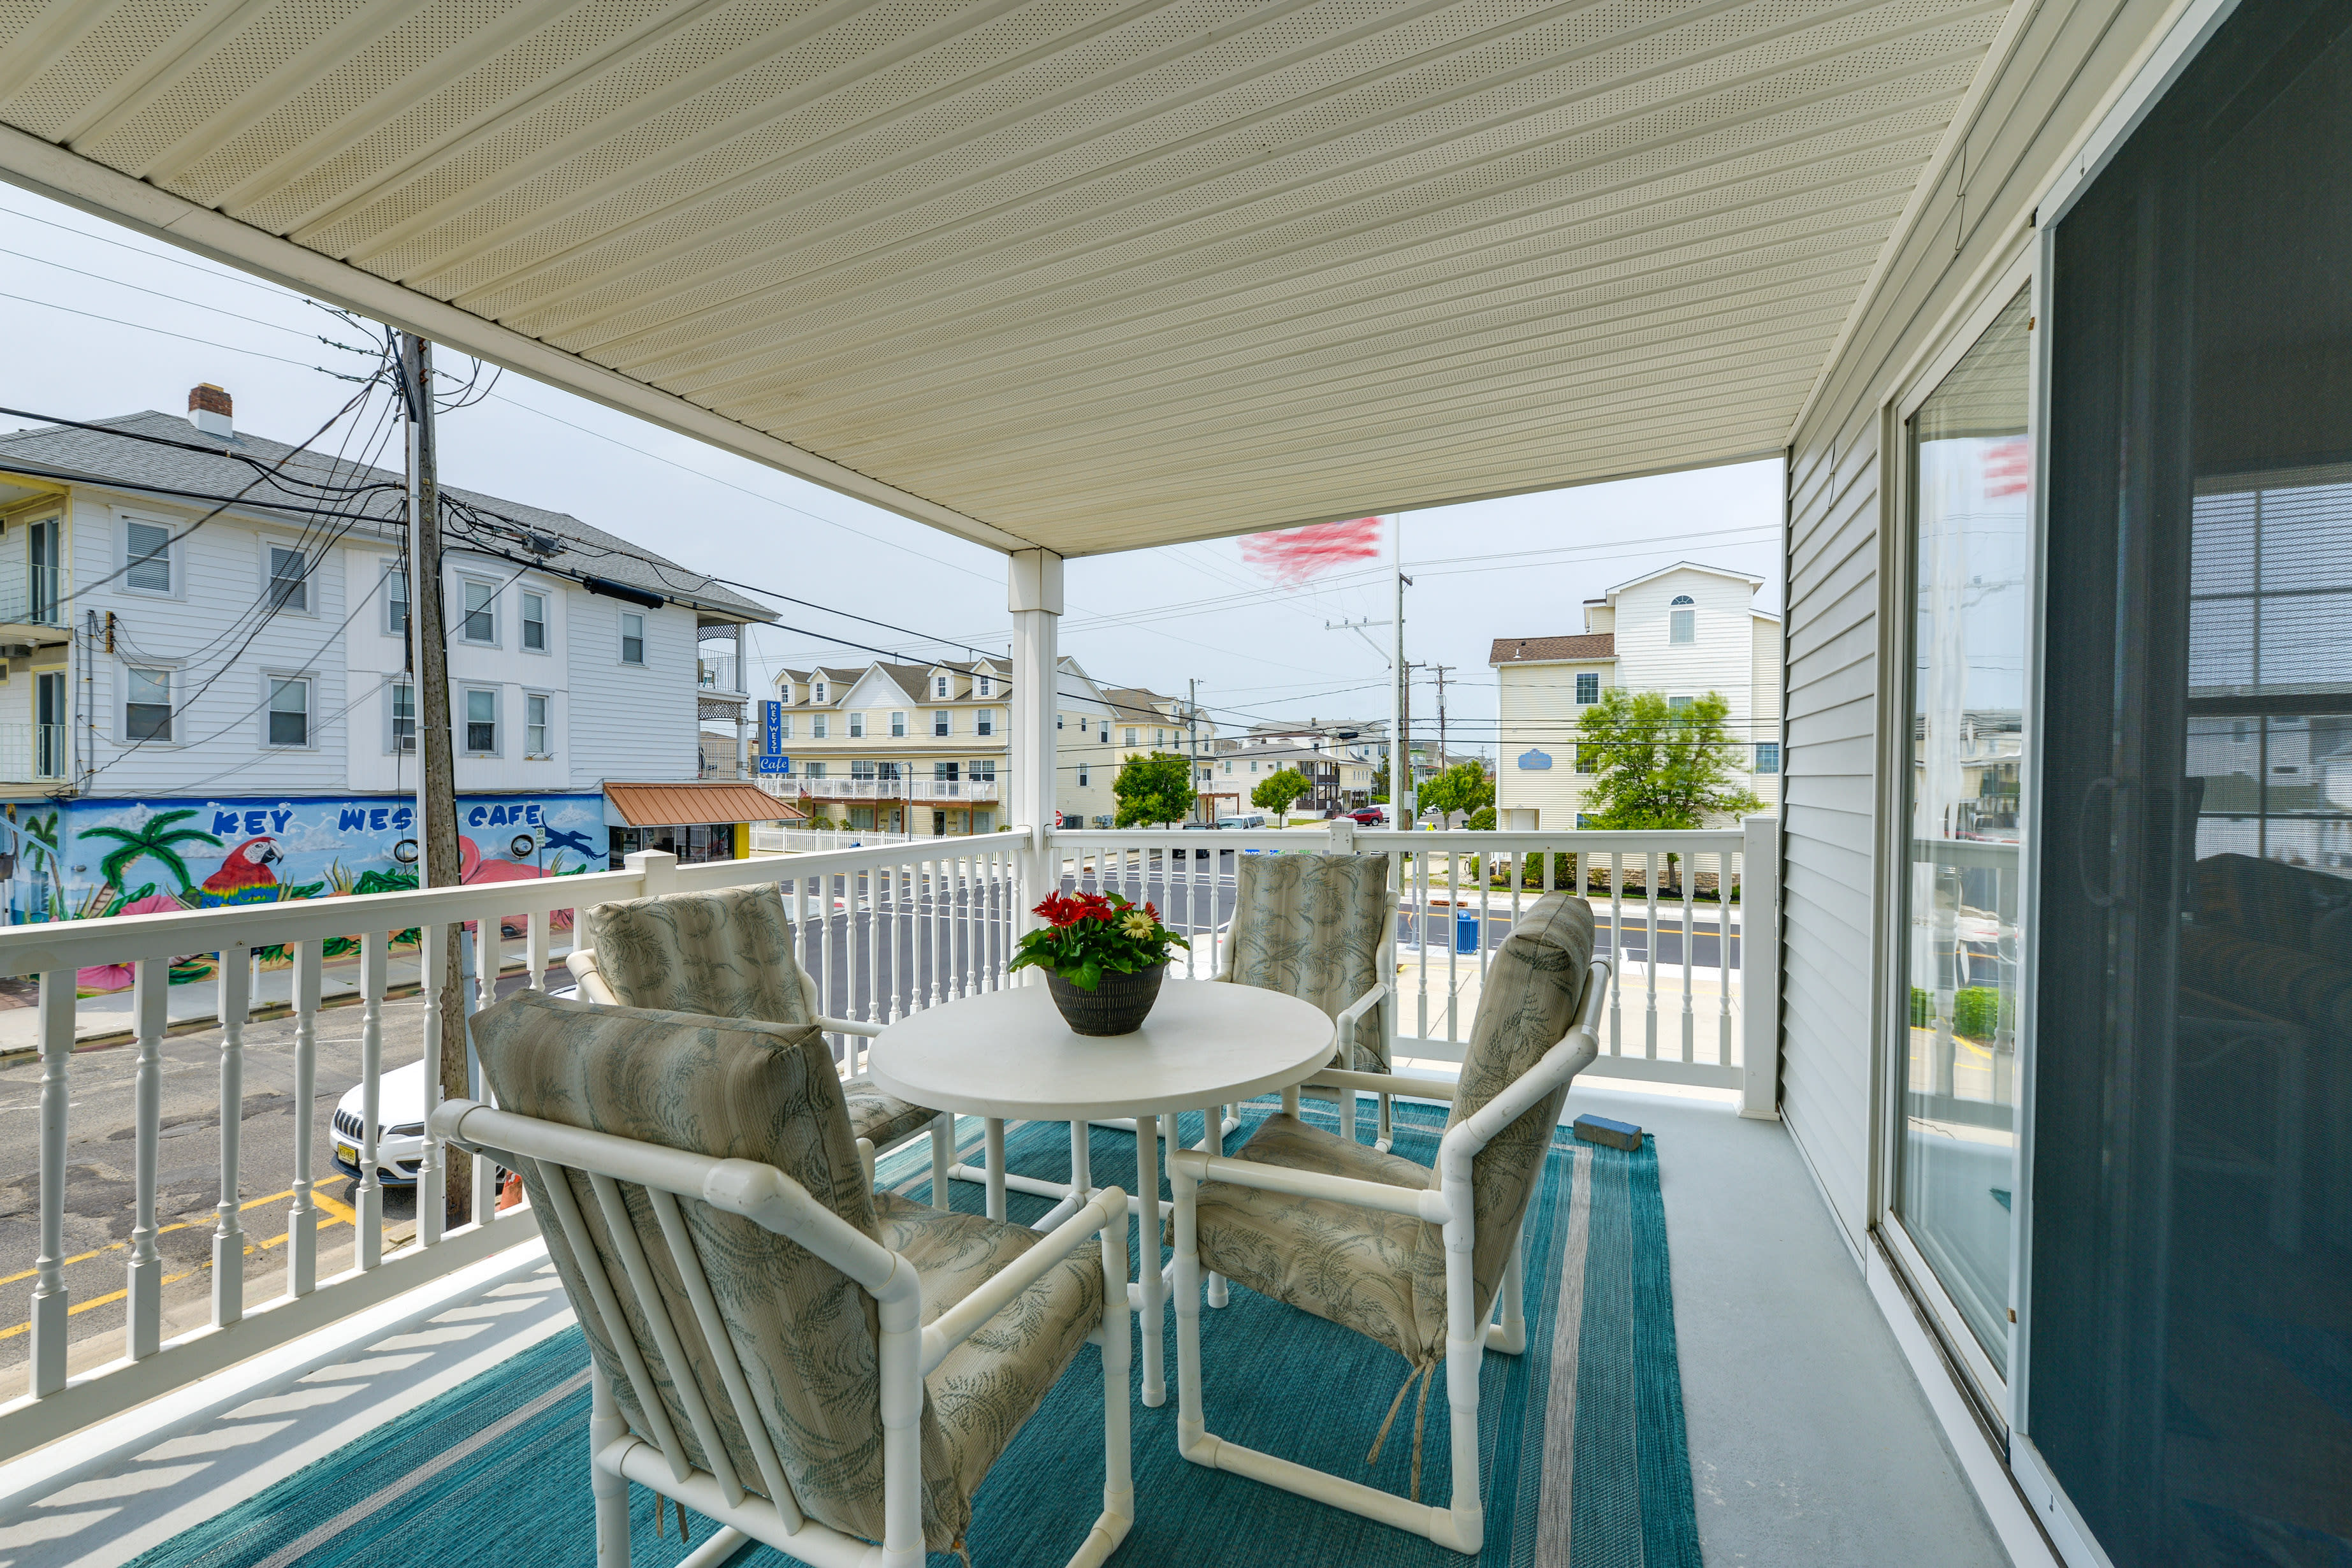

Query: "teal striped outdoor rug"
left=138, top=1098, right=1699, bottom=1567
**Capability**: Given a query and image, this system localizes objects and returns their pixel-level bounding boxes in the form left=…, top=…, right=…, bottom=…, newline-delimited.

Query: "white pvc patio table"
left=867, top=978, right=1335, bottom=1405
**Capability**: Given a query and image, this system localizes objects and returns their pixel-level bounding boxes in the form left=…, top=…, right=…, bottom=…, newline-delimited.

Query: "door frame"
left=1871, top=248, right=2040, bottom=1430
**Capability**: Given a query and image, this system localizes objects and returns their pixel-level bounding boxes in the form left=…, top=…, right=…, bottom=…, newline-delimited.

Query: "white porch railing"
left=0, top=820, right=1775, bottom=1475
left=1049, top=819, right=1778, bottom=1107
left=750, top=826, right=922, bottom=853
left=799, top=778, right=1002, bottom=803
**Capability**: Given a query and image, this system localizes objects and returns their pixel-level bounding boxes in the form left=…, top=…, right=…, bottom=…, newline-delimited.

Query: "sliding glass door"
left=2034, top=2, right=2352, bottom=1562
left=1896, top=288, right=2031, bottom=1387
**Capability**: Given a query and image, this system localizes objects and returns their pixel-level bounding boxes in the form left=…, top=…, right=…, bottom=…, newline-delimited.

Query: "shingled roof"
left=1490, top=634, right=1616, bottom=664
left=0, top=410, right=771, bottom=622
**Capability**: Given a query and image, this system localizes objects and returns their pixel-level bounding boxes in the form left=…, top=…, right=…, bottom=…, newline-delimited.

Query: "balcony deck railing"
left=0, top=821, right=1771, bottom=1476
left=0, top=723, right=66, bottom=783
left=797, top=777, right=1001, bottom=803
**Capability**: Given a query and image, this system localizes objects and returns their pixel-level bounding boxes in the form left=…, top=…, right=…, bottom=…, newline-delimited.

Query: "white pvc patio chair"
left=446, top=989, right=1132, bottom=1568
left=1209, top=851, right=1398, bottom=1149
left=1169, top=892, right=1609, bottom=1555
left=567, top=882, right=955, bottom=1205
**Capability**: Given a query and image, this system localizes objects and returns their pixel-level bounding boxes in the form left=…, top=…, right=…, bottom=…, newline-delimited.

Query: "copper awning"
left=604, top=781, right=801, bottom=829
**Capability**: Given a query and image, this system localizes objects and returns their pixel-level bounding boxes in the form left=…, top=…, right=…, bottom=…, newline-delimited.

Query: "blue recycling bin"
left=1455, top=908, right=1480, bottom=954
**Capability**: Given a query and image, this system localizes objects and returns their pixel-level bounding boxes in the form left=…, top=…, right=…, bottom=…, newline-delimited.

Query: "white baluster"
left=126, top=958, right=166, bottom=1358
left=472, top=920, right=498, bottom=1224
left=417, top=921, right=444, bottom=1240
left=1682, top=856, right=1697, bottom=1063
left=287, top=940, right=321, bottom=1294
left=421, top=921, right=442, bottom=1251
left=526, top=908, right=551, bottom=992
left=1608, top=852, right=1624, bottom=1056
left=29, top=971, right=73, bottom=1396
left=1644, top=851, right=1660, bottom=1060
left=213, top=940, right=251, bottom=1326
left=358, top=931, right=386, bottom=1270
left=1718, top=850, right=1735, bottom=1066
left=1445, top=846, right=1460, bottom=1049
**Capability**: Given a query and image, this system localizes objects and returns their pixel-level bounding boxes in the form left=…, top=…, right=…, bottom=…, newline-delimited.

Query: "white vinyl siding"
left=1775, top=0, right=2180, bottom=1258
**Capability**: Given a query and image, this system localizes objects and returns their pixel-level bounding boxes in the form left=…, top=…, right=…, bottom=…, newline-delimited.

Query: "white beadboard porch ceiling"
left=0, top=0, right=2010, bottom=558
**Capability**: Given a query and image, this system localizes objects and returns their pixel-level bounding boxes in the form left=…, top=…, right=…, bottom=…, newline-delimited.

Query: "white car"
left=330, top=1060, right=428, bottom=1187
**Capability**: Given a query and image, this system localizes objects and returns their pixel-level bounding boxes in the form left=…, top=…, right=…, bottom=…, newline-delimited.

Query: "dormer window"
left=1669, top=595, right=1695, bottom=644
left=978, top=676, right=993, bottom=697
left=934, top=675, right=949, bottom=697
left=815, top=681, right=827, bottom=702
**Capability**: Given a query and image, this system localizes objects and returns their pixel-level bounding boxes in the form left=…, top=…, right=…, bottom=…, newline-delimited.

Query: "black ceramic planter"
left=1046, top=963, right=1168, bottom=1036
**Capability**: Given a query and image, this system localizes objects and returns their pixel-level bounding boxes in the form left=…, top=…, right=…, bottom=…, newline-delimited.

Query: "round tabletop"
left=866, top=980, right=1337, bottom=1122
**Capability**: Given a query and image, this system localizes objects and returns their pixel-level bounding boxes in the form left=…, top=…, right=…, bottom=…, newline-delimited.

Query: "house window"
left=526, top=693, right=549, bottom=757
left=1669, top=595, right=1695, bottom=644
left=933, top=760, right=959, bottom=781
left=1077, top=764, right=1090, bottom=787
left=521, top=591, right=547, bottom=651
left=779, top=714, right=794, bottom=739
left=1223, top=761, right=1232, bottom=774
left=124, top=521, right=171, bottom=593
left=1249, top=760, right=1258, bottom=773
left=1755, top=741, right=1780, bottom=775
left=1156, top=728, right=1165, bottom=745
left=1669, top=695, right=1694, bottom=711
left=972, top=760, right=996, bottom=782
left=978, top=676, right=993, bottom=696
left=1124, top=727, right=1138, bottom=746
left=461, top=579, right=497, bottom=642
left=976, top=709, right=994, bottom=736
left=464, top=688, right=498, bottom=753
left=934, top=675, right=948, bottom=697
left=814, top=681, right=827, bottom=702
left=124, top=665, right=171, bottom=741
left=1098, top=721, right=1108, bottom=743
left=890, top=711, right=906, bottom=737
left=933, top=710, right=950, bottom=737
left=850, top=759, right=876, bottom=780
left=1576, top=672, right=1599, bottom=703
left=805, top=762, right=826, bottom=779
left=813, top=715, right=829, bottom=738
left=268, top=677, right=309, bottom=746
left=386, top=566, right=409, bottom=637
left=390, top=682, right=416, bottom=753
left=266, top=545, right=310, bottom=613
left=1056, top=711, right=1064, bottom=729
left=620, top=612, right=645, bottom=665
left=1576, top=744, right=1601, bottom=773
left=849, top=712, right=866, bottom=738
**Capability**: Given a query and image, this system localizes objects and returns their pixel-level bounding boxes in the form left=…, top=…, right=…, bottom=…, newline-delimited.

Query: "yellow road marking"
left=0, top=1207, right=354, bottom=1340
left=312, top=1189, right=358, bottom=1226
left=0, top=1189, right=299, bottom=1288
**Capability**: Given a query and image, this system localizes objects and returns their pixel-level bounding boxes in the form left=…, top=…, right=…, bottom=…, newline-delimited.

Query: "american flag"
left=1982, top=437, right=2030, bottom=498
left=1239, top=516, right=1384, bottom=586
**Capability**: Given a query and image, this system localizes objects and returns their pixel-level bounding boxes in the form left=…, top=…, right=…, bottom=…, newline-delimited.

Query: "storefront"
left=602, top=781, right=797, bottom=869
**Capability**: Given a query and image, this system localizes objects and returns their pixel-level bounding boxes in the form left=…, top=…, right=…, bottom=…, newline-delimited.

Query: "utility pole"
left=1187, top=678, right=1201, bottom=822
left=400, top=333, right=468, bottom=1233
left=1429, top=663, right=1455, bottom=775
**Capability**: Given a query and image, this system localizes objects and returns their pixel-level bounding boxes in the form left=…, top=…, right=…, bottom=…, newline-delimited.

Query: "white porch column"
left=1009, top=548, right=1063, bottom=934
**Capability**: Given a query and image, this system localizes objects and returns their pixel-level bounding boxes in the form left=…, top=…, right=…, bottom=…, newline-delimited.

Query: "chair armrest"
left=817, top=1014, right=883, bottom=1039
left=1309, top=1067, right=1456, bottom=1101
left=1332, top=978, right=1387, bottom=1068
left=1437, top=957, right=1614, bottom=1170
left=563, top=950, right=618, bottom=1005
left=919, top=1185, right=1128, bottom=1375
left=1168, top=1149, right=1446, bottom=1223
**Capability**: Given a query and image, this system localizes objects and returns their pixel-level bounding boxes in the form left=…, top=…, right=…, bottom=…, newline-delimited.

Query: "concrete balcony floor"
left=0, top=1087, right=2010, bottom=1567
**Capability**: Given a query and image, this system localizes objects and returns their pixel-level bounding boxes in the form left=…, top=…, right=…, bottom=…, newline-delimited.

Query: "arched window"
left=1669, top=595, right=1696, bottom=644
left=1670, top=594, right=1695, bottom=604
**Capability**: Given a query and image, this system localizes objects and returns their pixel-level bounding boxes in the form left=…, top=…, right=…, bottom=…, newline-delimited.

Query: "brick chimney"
left=187, top=383, right=233, bottom=439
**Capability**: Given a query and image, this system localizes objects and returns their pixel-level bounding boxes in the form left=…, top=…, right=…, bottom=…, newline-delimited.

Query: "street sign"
left=762, top=701, right=782, bottom=754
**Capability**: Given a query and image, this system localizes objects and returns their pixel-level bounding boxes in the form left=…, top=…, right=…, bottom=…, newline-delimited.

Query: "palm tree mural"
left=77, top=809, right=222, bottom=901
left=19, top=809, right=62, bottom=918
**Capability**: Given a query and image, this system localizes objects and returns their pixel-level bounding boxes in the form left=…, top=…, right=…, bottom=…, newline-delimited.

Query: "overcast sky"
left=0, top=184, right=1783, bottom=759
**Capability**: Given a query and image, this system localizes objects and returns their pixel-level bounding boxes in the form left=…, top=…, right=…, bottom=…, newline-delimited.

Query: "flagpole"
left=1391, top=514, right=1410, bottom=828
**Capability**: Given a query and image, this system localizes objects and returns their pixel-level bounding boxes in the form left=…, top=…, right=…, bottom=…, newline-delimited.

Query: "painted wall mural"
left=3, top=792, right=608, bottom=990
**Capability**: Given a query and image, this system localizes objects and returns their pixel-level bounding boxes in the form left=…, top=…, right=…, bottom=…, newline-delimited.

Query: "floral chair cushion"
left=1213, top=852, right=1394, bottom=1074
left=1187, top=892, right=1596, bottom=1363
left=873, top=1193, right=1105, bottom=1499
left=579, top=885, right=940, bottom=1152
left=475, top=991, right=1075, bottom=1552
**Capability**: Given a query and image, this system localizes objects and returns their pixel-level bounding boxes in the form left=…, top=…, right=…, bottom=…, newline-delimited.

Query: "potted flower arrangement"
left=1010, top=890, right=1190, bottom=1036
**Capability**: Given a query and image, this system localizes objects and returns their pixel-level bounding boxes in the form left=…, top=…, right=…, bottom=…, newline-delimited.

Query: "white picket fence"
left=0, top=821, right=1773, bottom=1475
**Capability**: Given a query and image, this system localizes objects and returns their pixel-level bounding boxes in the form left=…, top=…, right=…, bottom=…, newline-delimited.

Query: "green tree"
left=1576, top=689, right=1763, bottom=829
left=1369, top=756, right=1390, bottom=804
left=77, top=809, right=222, bottom=897
left=1249, top=766, right=1312, bottom=818
left=1114, top=750, right=1194, bottom=827
left=1419, top=760, right=1494, bottom=828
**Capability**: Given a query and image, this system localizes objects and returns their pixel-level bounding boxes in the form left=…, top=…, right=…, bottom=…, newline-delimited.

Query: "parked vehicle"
left=331, top=1061, right=428, bottom=1187
left=1349, top=807, right=1387, bottom=825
